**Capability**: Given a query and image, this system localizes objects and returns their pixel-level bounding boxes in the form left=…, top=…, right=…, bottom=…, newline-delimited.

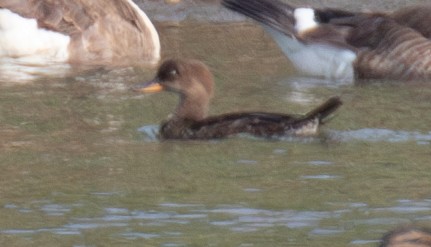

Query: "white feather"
left=0, top=9, right=70, bottom=63
left=294, top=8, right=318, bottom=33
left=264, top=25, right=356, bottom=82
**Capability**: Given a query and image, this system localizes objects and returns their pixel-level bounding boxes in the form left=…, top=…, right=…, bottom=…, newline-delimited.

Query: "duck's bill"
left=132, top=80, right=164, bottom=93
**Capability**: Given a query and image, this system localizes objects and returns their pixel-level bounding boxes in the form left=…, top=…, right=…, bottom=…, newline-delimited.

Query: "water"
left=1, top=1, right=431, bottom=246
left=1, top=199, right=430, bottom=244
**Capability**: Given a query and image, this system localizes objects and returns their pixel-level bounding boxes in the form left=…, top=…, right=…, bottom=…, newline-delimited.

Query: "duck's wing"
left=159, top=112, right=299, bottom=140
left=0, top=0, right=160, bottom=65
left=187, top=112, right=301, bottom=139
left=160, top=96, right=342, bottom=140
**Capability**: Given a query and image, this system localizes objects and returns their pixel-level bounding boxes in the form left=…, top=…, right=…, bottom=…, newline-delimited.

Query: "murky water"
left=1, top=1, right=431, bottom=246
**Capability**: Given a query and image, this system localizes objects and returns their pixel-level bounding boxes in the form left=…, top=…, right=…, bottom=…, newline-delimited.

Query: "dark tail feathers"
left=222, top=0, right=296, bottom=36
left=304, top=96, right=342, bottom=124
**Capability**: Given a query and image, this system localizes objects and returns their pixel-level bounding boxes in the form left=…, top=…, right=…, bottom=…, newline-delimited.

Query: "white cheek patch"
left=0, top=9, right=70, bottom=63
left=294, top=8, right=318, bottom=33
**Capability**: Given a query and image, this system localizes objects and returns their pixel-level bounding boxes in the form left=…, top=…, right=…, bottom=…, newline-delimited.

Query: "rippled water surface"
left=1, top=1, right=431, bottom=246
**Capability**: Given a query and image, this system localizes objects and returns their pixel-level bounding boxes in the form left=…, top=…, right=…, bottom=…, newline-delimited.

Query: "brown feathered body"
left=134, top=59, right=342, bottom=140
left=159, top=100, right=340, bottom=139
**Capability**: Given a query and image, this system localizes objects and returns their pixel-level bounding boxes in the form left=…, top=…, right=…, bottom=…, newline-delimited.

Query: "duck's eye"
left=169, top=69, right=178, bottom=77
left=158, top=62, right=180, bottom=81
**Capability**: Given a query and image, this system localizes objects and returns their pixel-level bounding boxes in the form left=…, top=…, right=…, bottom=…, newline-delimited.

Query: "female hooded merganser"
left=380, top=227, right=431, bottom=247
left=0, top=0, right=160, bottom=65
left=222, top=0, right=431, bottom=82
left=133, top=59, right=342, bottom=140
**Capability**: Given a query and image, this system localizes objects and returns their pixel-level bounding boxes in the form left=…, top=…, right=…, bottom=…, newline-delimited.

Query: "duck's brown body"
left=134, top=59, right=342, bottom=140
left=222, top=0, right=431, bottom=81
left=159, top=97, right=341, bottom=140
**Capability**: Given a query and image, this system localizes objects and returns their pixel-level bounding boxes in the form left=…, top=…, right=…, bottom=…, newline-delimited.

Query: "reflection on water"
left=137, top=124, right=160, bottom=141
left=0, top=58, right=72, bottom=84
left=139, top=124, right=431, bottom=145
left=301, top=174, right=341, bottom=180
left=2, top=199, right=431, bottom=244
left=280, top=76, right=353, bottom=104
left=332, top=129, right=431, bottom=144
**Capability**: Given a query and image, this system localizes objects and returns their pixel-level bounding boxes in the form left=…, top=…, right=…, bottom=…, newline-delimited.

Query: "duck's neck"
left=172, top=93, right=210, bottom=121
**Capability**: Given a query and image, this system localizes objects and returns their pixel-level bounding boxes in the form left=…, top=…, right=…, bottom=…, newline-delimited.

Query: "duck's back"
left=159, top=96, right=342, bottom=140
left=159, top=112, right=309, bottom=140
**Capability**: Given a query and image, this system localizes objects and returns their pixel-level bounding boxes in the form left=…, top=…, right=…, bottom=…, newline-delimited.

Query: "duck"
left=133, top=58, right=342, bottom=140
left=0, top=0, right=160, bottom=65
left=380, top=227, right=431, bottom=247
left=222, top=0, right=431, bottom=82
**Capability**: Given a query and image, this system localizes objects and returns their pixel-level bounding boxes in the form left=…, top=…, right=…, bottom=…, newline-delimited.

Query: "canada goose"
left=222, top=0, right=431, bottom=82
left=0, top=0, right=160, bottom=66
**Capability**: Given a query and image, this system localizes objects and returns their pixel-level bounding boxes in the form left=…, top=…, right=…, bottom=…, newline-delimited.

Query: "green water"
left=1, top=19, right=431, bottom=247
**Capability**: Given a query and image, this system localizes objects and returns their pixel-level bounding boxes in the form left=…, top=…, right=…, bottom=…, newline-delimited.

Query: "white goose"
left=0, top=0, right=160, bottom=66
left=222, top=0, right=431, bottom=82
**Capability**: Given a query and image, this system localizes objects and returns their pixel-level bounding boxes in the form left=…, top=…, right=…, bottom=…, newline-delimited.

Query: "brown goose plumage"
left=222, top=0, right=431, bottom=81
left=133, top=59, right=342, bottom=140
left=0, top=0, right=160, bottom=65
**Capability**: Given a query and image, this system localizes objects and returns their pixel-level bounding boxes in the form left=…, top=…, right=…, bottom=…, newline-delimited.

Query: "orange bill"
left=132, top=80, right=164, bottom=93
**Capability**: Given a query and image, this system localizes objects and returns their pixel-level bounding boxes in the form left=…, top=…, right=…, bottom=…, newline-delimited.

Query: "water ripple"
left=139, top=125, right=431, bottom=144
left=2, top=199, right=431, bottom=239
left=331, top=128, right=431, bottom=144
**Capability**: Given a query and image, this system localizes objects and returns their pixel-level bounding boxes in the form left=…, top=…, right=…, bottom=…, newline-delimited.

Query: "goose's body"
left=133, top=59, right=342, bottom=140
left=222, top=0, right=431, bottom=82
left=0, top=0, right=160, bottom=65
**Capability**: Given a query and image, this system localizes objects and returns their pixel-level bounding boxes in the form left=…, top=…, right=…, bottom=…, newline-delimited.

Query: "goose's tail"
left=222, top=0, right=358, bottom=35
left=222, top=0, right=296, bottom=36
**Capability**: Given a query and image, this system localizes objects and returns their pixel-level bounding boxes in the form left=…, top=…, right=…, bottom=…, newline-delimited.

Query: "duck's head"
left=133, top=59, right=214, bottom=121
